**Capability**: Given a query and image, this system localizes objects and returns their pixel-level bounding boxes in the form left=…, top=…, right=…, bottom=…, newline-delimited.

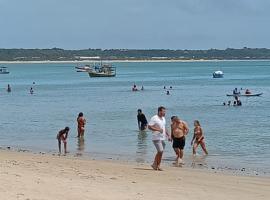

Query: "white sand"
left=0, top=150, right=269, bottom=200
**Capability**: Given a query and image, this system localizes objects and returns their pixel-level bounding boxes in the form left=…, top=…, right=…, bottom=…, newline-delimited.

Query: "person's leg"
left=64, top=141, right=67, bottom=154
left=81, top=128, right=85, bottom=137
left=157, top=151, right=163, bottom=169
left=77, top=127, right=80, bottom=137
left=193, top=143, right=198, bottom=155
left=157, top=141, right=165, bottom=170
left=179, top=138, right=185, bottom=161
left=152, top=141, right=160, bottom=170
left=200, top=141, right=208, bottom=155
left=58, top=140, right=61, bottom=154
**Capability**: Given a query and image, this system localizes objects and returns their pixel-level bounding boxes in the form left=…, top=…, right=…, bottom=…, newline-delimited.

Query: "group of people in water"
left=5, top=83, right=35, bottom=94
left=132, top=84, right=173, bottom=95
left=132, top=84, right=143, bottom=91
left=56, top=112, right=86, bottom=155
left=137, top=107, right=208, bottom=170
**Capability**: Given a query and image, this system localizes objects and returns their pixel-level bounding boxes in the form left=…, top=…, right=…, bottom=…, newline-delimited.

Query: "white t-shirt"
left=149, top=115, right=166, bottom=141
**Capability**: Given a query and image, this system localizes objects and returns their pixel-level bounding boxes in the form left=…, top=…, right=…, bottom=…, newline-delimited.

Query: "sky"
left=0, top=0, right=269, bottom=49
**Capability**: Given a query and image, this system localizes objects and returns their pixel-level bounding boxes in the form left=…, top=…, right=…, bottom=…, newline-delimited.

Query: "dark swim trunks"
left=140, top=123, right=147, bottom=130
left=173, top=137, right=185, bottom=150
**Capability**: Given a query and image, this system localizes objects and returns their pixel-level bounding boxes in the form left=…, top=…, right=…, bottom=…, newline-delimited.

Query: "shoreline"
left=1, top=145, right=269, bottom=178
left=1, top=59, right=270, bottom=64
left=0, top=149, right=269, bottom=200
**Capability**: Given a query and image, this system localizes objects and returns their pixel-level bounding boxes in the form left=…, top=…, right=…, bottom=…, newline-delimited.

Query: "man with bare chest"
left=171, top=116, right=189, bottom=165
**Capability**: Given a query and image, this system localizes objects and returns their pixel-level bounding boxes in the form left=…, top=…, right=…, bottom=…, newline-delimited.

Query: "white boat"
left=75, top=64, right=92, bottom=72
left=226, top=93, right=263, bottom=97
left=213, top=70, right=223, bottom=78
left=0, top=67, right=10, bottom=74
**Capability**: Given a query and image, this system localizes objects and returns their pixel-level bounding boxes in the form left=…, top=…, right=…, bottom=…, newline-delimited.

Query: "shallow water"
left=0, top=61, right=270, bottom=175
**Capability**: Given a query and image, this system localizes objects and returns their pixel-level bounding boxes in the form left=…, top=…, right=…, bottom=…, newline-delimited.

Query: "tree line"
left=1, top=47, right=270, bottom=61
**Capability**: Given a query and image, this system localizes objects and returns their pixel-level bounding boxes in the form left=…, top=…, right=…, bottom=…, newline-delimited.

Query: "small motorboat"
left=226, top=93, right=263, bottom=97
left=75, top=65, right=92, bottom=72
left=213, top=70, right=224, bottom=78
left=0, top=66, right=10, bottom=74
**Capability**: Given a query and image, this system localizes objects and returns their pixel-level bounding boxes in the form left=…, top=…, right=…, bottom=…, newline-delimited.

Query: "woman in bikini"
left=191, top=120, right=208, bottom=156
left=77, top=112, right=86, bottom=138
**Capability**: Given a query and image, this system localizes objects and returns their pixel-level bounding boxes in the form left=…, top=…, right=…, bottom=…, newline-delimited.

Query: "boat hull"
left=226, top=93, right=263, bottom=97
left=88, top=72, right=116, bottom=77
left=213, top=74, right=223, bottom=78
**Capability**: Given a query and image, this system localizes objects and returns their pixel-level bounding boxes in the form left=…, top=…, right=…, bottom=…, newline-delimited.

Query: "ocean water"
left=0, top=61, right=270, bottom=175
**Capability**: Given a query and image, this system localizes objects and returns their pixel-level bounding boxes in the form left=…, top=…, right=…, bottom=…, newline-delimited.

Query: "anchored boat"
left=213, top=70, right=223, bottom=78
left=0, top=67, right=10, bottom=74
left=226, top=93, right=263, bottom=97
left=88, top=63, right=116, bottom=77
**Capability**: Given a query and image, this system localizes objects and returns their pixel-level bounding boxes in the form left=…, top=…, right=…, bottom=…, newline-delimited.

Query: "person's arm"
left=165, top=128, right=171, bottom=140
left=183, top=122, right=189, bottom=135
left=191, top=129, right=196, bottom=146
left=137, top=115, right=141, bottom=130
left=148, top=124, right=163, bottom=133
left=64, top=132, right=68, bottom=140
left=170, top=124, right=174, bottom=140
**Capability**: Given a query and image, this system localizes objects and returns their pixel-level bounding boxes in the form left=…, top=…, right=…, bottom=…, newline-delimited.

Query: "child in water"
left=191, top=120, right=208, bottom=156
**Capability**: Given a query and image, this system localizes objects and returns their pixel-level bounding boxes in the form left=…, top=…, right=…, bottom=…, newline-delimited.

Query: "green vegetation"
left=1, top=47, right=270, bottom=61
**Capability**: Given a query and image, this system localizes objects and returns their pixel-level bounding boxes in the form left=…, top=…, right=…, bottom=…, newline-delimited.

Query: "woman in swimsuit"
left=56, top=127, right=69, bottom=155
left=191, top=120, right=208, bottom=156
left=77, top=112, right=86, bottom=138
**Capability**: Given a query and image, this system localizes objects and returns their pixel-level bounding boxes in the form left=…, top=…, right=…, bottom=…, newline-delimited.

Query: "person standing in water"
left=137, top=109, right=148, bottom=131
left=56, top=127, right=69, bottom=155
left=7, top=84, right=11, bottom=92
left=191, top=120, right=208, bottom=156
left=148, top=106, right=169, bottom=171
left=77, top=112, right=86, bottom=138
left=171, top=116, right=189, bottom=165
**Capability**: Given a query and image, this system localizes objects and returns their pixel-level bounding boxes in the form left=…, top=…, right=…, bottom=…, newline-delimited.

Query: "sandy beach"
left=0, top=150, right=269, bottom=200
left=0, top=59, right=269, bottom=64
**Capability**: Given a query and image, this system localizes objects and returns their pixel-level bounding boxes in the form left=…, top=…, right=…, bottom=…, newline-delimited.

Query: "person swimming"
left=166, top=90, right=170, bottom=95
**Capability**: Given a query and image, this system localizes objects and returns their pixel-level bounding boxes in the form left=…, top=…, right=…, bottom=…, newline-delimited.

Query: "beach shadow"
left=133, top=167, right=154, bottom=171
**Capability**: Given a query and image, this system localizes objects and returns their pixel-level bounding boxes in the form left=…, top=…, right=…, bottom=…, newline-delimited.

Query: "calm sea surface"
left=0, top=61, right=269, bottom=175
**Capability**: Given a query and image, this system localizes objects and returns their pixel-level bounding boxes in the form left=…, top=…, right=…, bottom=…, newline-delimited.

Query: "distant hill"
left=1, top=47, right=270, bottom=61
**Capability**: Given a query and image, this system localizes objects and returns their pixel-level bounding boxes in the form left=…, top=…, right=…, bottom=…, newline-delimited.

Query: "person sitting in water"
left=245, top=89, right=251, bottom=94
left=141, top=86, right=144, bottom=91
left=30, top=87, right=34, bottom=94
left=56, top=127, right=70, bottom=155
left=237, top=100, right=242, bottom=106
left=233, top=101, right=237, bottom=106
left=132, top=84, right=138, bottom=91
left=227, top=101, right=231, bottom=106
left=233, top=88, right=239, bottom=95
left=137, top=109, right=148, bottom=131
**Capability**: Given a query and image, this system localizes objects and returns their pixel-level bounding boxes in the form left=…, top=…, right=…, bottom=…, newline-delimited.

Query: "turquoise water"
left=0, top=61, right=270, bottom=175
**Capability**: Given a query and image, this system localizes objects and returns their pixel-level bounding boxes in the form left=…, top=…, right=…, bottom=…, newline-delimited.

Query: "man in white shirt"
left=148, top=106, right=170, bottom=171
